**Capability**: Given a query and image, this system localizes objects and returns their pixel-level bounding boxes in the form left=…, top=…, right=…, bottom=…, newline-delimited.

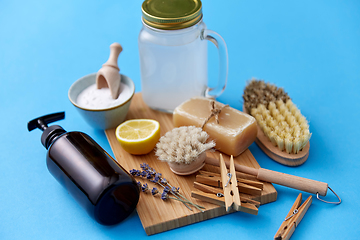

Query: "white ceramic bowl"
left=68, top=73, right=135, bottom=130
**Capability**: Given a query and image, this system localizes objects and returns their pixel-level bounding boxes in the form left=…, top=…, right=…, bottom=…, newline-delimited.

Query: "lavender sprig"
left=140, top=166, right=195, bottom=210
left=157, top=181, right=192, bottom=211
left=153, top=173, right=204, bottom=211
left=137, top=181, right=192, bottom=205
left=131, top=163, right=205, bottom=212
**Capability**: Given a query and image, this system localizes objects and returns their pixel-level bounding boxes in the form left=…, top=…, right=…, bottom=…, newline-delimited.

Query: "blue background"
left=1, top=0, right=359, bottom=239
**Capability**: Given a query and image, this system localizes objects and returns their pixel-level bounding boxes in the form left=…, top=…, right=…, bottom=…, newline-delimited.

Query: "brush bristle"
left=244, top=79, right=311, bottom=154
left=243, top=79, right=290, bottom=113
left=251, top=99, right=311, bottom=154
left=155, top=126, right=215, bottom=164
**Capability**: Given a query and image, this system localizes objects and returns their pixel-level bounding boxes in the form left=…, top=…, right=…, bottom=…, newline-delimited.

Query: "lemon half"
left=115, top=119, right=160, bottom=155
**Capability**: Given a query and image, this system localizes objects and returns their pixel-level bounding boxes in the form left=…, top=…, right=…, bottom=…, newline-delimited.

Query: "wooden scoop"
left=96, top=43, right=123, bottom=99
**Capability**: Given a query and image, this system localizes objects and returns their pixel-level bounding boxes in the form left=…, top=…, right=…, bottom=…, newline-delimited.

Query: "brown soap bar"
left=173, top=97, right=257, bottom=156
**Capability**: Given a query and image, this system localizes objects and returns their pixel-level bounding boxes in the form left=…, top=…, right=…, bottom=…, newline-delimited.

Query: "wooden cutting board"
left=105, top=93, right=277, bottom=235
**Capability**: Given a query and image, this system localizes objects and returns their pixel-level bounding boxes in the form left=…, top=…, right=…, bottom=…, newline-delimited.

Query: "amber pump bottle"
left=27, top=112, right=140, bottom=225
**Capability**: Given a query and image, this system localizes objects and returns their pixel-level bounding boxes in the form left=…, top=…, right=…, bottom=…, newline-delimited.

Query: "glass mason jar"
left=138, top=0, right=228, bottom=113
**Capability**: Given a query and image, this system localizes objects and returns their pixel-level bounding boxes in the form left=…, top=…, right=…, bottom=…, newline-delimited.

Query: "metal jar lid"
left=141, top=0, right=202, bottom=30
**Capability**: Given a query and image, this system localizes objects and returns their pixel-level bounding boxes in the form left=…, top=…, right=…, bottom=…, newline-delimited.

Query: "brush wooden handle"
left=205, top=157, right=329, bottom=196
left=256, top=168, right=328, bottom=196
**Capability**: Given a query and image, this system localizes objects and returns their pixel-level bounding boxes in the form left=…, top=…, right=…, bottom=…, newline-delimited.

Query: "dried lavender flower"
left=151, top=175, right=160, bottom=183
left=151, top=187, right=159, bottom=196
left=163, top=186, right=170, bottom=193
left=141, top=183, right=149, bottom=192
left=161, top=192, right=169, bottom=201
left=130, top=169, right=141, bottom=177
left=130, top=169, right=138, bottom=176
left=161, top=178, right=168, bottom=185
left=140, top=163, right=149, bottom=170
left=172, top=186, right=180, bottom=193
left=136, top=181, right=141, bottom=190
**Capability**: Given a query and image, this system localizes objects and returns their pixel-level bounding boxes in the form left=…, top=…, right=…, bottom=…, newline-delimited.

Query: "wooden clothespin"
left=219, top=154, right=241, bottom=212
left=192, top=182, right=261, bottom=209
left=195, top=170, right=263, bottom=196
left=191, top=154, right=259, bottom=215
left=274, top=193, right=312, bottom=240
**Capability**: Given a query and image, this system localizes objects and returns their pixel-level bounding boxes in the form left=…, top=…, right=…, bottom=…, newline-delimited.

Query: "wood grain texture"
left=105, top=93, right=277, bottom=235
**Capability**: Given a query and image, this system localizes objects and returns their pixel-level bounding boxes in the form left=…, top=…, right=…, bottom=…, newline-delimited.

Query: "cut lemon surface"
left=115, top=119, right=160, bottom=155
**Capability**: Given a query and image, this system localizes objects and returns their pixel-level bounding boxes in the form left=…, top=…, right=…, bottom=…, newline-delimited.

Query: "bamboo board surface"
left=105, top=93, right=277, bottom=235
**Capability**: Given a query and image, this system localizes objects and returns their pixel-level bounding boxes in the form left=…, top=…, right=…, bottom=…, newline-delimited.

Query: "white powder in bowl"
left=77, top=83, right=132, bottom=109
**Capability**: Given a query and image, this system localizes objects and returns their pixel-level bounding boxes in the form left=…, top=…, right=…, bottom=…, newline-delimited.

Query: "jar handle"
left=201, top=29, right=228, bottom=98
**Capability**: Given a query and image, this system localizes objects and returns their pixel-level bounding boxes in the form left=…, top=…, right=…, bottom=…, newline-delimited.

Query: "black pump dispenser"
left=27, top=112, right=66, bottom=149
left=28, top=112, right=140, bottom=225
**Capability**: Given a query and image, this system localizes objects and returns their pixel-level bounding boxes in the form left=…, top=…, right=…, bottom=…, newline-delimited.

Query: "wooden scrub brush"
left=155, top=126, right=215, bottom=175
left=243, top=79, right=311, bottom=166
